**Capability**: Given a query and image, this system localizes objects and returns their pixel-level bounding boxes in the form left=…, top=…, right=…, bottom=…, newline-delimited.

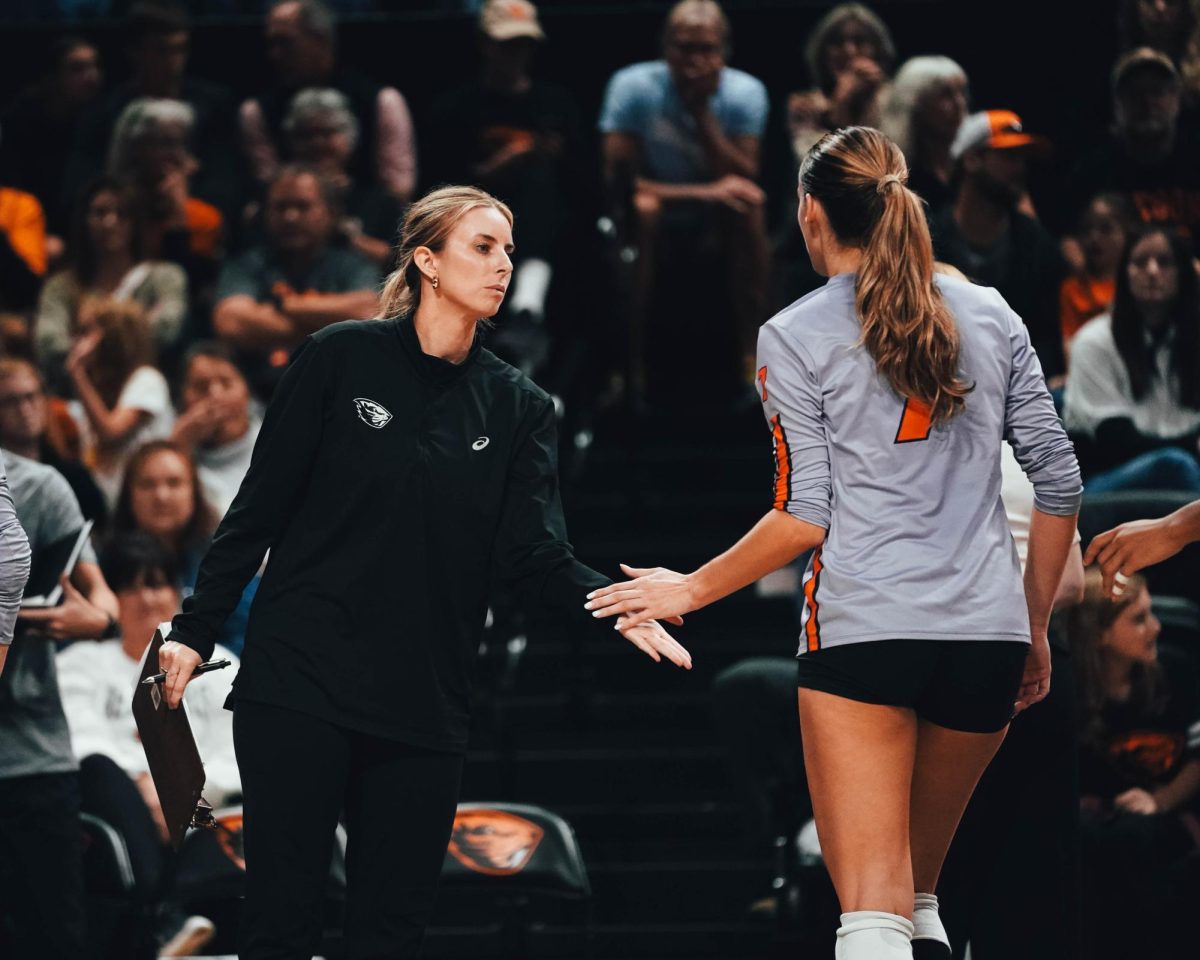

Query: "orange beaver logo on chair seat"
left=447, top=809, right=545, bottom=876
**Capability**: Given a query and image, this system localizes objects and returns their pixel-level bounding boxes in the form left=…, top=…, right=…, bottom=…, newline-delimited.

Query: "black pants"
left=233, top=700, right=465, bottom=960
left=79, top=753, right=167, bottom=904
left=0, top=771, right=86, bottom=959
left=937, top=645, right=1081, bottom=960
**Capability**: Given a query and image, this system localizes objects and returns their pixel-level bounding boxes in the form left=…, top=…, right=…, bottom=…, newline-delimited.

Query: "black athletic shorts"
left=795, top=639, right=1029, bottom=733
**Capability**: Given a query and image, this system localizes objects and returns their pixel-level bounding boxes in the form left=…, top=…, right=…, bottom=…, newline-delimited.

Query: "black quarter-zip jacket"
left=169, top=316, right=611, bottom=752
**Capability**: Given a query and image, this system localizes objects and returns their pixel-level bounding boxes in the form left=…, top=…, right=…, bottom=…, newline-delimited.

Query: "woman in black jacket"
left=158, top=185, right=690, bottom=960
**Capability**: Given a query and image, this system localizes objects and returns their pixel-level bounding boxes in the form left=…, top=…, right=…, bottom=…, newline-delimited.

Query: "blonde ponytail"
left=800, top=127, right=971, bottom=425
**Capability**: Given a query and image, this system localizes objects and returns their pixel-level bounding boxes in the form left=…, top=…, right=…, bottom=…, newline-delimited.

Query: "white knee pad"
left=912, top=892, right=951, bottom=958
left=835, top=911, right=914, bottom=959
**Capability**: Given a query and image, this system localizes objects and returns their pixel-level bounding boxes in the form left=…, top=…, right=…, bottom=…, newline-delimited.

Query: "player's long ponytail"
left=799, top=126, right=970, bottom=425
left=377, top=185, right=513, bottom=320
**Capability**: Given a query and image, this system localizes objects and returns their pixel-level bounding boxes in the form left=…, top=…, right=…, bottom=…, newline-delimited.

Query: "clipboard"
left=132, top=623, right=214, bottom=850
left=22, top=519, right=94, bottom=608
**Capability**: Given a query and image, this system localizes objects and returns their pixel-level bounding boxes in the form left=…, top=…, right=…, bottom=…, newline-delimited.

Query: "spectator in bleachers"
left=0, top=35, right=103, bottom=259
left=1118, top=0, right=1200, bottom=122
left=169, top=342, right=260, bottom=517
left=1065, top=223, right=1200, bottom=492
left=787, top=3, right=895, bottom=162
left=67, top=1, right=239, bottom=221
left=599, top=0, right=769, bottom=395
left=771, top=6, right=898, bottom=311
left=0, top=446, right=120, bottom=960
left=107, top=97, right=224, bottom=272
left=1067, top=567, right=1200, bottom=960
left=240, top=0, right=417, bottom=201
left=0, top=358, right=107, bottom=529
left=36, top=175, right=187, bottom=388
left=931, top=110, right=1067, bottom=380
left=213, top=165, right=379, bottom=399
left=113, top=439, right=254, bottom=655
left=429, top=0, right=583, bottom=356
left=282, top=87, right=403, bottom=268
left=1060, top=192, right=1133, bottom=365
left=1071, top=48, right=1200, bottom=245
left=65, top=298, right=175, bottom=507
left=58, top=533, right=237, bottom=927
left=879, top=55, right=969, bottom=214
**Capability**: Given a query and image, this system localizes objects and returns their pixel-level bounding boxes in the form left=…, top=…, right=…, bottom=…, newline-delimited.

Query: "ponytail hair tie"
left=877, top=173, right=904, bottom=195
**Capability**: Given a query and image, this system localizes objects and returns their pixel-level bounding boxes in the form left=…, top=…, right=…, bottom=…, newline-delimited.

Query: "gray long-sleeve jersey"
left=757, top=272, right=1082, bottom=654
left=0, top=463, right=31, bottom=646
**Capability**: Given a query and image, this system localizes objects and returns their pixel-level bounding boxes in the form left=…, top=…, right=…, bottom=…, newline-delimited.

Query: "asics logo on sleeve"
left=472, top=437, right=490, bottom=451
left=353, top=398, right=393, bottom=429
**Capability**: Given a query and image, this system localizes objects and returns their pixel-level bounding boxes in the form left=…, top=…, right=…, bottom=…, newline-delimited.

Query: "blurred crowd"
left=0, top=0, right=1199, bottom=957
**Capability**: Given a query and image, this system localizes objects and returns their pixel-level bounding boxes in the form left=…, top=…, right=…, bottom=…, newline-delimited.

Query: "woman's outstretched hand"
left=614, top=616, right=692, bottom=669
left=586, top=564, right=697, bottom=629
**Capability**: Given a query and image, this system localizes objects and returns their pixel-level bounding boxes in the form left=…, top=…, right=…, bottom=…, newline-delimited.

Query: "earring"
left=431, top=275, right=439, bottom=289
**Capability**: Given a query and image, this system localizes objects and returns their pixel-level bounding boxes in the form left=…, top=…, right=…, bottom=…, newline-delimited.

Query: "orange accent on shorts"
left=804, top=548, right=823, bottom=652
left=894, top=397, right=933, bottom=443
left=757, top=365, right=768, bottom=402
left=770, top=414, right=791, bottom=509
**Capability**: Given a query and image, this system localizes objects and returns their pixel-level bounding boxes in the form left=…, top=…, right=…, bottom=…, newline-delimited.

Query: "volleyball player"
left=586, top=127, right=1082, bottom=959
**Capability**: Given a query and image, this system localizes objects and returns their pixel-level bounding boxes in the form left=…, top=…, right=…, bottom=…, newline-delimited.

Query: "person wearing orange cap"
left=427, top=0, right=582, bottom=374
left=930, top=110, right=1067, bottom=383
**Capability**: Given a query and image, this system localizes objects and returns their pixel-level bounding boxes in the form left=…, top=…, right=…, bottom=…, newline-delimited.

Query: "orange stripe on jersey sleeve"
left=757, top=365, right=769, bottom=402
left=803, top=547, right=823, bottom=652
left=770, top=414, right=792, bottom=510
left=894, top=397, right=933, bottom=443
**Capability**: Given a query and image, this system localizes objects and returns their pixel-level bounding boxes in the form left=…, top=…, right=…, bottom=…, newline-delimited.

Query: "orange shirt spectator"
left=0, top=186, right=47, bottom=276
left=1061, top=275, right=1116, bottom=346
left=185, top=197, right=223, bottom=259
left=1060, top=193, right=1131, bottom=363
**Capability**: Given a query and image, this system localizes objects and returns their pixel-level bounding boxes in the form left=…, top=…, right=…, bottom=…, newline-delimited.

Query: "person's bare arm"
left=281, top=290, right=380, bottom=334
left=1015, top=509, right=1079, bottom=713
left=585, top=510, right=826, bottom=626
left=1153, top=758, right=1200, bottom=812
left=69, top=369, right=151, bottom=449
left=1053, top=542, right=1085, bottom=610
left=346, top=231, right=395, bottom=268
left=1085, top=500, right=1200, bottom=598
left=376, top=87, right=417, bottom=201
left=693, top=112, right=760, bottom=179
left=213, top=295, right=299, bottom=349
left=17, top=562, right=117, bottom=640
left=73, top=560, right=119, bottom=621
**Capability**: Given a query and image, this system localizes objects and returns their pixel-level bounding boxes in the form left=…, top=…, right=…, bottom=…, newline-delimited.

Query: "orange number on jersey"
left=757, top=365, right=768, bottom=402
left=894, top=397, right=932, bottom=443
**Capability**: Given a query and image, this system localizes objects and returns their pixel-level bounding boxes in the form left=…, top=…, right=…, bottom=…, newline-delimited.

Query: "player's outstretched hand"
left=586, top=564, right=696, bottom=629
left=615, top=617, right=692, bottom=670
left=1013, top=635, right=1051, bottom=715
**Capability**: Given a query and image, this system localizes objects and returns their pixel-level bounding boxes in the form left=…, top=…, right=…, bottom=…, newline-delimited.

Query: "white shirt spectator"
left=71, top=364, right=174, bottom=507
left=57, top=638, right=241, bottom=805
left=1064, top=313, right=1200, bottom=440
left=196, top=416, right=261, bottom=518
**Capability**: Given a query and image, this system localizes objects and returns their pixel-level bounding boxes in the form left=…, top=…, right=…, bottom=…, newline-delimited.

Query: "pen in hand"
left=141, top=658, right=232, bottom=686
